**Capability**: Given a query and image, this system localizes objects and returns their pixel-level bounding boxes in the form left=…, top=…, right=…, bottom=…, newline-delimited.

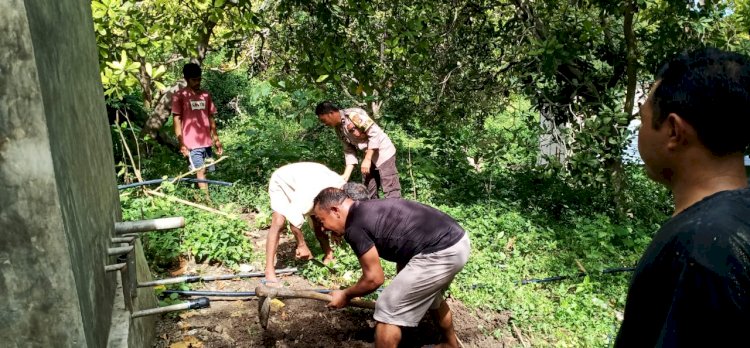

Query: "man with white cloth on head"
left=264, top=162, right=369, bottom=284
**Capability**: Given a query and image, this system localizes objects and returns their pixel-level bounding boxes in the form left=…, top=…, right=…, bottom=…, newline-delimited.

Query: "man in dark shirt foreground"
left=615, top=47, right=750, bottom=347
left=313, top=188, right=470, bottom=348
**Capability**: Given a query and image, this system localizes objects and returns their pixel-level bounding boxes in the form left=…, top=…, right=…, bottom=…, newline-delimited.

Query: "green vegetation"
left=97, top=0, right=749, bottom=345
left=116, top=75, right=668, bottom=345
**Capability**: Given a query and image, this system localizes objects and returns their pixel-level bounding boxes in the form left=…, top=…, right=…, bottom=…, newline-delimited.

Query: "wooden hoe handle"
left=255, top=285, right=376, bottom=309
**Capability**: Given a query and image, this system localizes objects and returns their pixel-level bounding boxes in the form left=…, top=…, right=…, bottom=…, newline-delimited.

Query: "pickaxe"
left=255, top=285, right=376, bottom=329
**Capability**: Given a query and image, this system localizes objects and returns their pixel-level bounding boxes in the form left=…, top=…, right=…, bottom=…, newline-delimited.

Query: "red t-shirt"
left=171, top=87, right=217, bottom=149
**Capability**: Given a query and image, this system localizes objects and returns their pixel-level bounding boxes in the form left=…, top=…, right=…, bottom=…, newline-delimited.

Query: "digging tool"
left=255, top=285, right=376, bottom=329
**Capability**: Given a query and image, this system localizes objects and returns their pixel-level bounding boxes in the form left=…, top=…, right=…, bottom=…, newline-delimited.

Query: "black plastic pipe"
left=468, top=266, right=636, bottom=289
left=161, top=289, right=332, bottom=297
left=118, top=178, right=233, bottom=190
left=138, top=267, right=298, bottom=287
left=517, top=266, right=635, bottom=285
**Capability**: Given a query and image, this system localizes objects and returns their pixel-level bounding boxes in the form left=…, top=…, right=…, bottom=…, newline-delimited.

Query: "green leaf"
left=92, top=9, right=107, bottom=19
left=153, top=65, right=166, bottom=78
left=107, top=60, right=123, bottom=70
left=119, top=50, right=127, bottom=67
left=315, top=75, right=329, bottom=83
left=145, top=62, right=153, bottom=77
left=196, top=0, right=210, bottom=10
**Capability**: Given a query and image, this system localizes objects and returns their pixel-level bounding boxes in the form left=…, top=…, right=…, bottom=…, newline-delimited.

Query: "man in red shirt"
left=171, top=63, right=223, bottom=198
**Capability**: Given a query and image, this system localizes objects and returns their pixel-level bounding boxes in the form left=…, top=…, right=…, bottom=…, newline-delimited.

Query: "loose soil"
left=153, top=221, right=516, bottom=347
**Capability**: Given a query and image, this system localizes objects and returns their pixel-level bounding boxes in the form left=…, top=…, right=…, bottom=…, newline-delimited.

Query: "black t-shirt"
left=344, top=199, right=465, bottom=265
left=615, top=189, right=750, bottom=347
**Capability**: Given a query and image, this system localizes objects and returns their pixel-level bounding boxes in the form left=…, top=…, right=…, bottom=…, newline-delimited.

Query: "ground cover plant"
left=94, top=1, right=750, bottom=345
left=116, top=72, right=670, bottom=346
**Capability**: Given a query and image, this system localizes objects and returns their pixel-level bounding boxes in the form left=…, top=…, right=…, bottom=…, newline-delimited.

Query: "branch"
left=114, top=110, right=143, bottom=183
left=150, top=155, right=230, bottom=194
left=122, top=110, right=142, bottom=177
left=145, top=190, right=235, bottom=218
left=208, top=56, right=248, bottom=72
left=511, top=321, right=530, bottom=348
left=338, top=79, right=366, bottom=107
left=163, top=54, right=186, bottom=65
left=623, top=0, right=638, bottom=116
left=436, top=65, right=463, bottom=103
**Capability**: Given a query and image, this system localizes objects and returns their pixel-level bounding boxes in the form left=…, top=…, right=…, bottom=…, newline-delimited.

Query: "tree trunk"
left=623, top=0, right=638, bottom=119
left=140, top=16, right=216, bottom=141
left=138, top=57, right=153, bottom=109
left=195, top=19, right=217, bottom=63
left=610, top=0, right=638, bottom=221
left=140, top=80, right=186, bottom=142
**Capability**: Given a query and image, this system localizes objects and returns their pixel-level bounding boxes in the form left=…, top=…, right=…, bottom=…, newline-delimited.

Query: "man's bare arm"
left=342, top=164, right=355, bottom=181
left=361, top=149, right=376, bottom=175
left=343, top=246, right=384, bottom=299
left=208, top=114, right=223, bottom=155
left=173, top=114, right=188, bottom=156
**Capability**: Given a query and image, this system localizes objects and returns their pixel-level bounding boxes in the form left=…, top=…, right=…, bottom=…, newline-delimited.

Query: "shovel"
left=255, top=285, right=376, bottom=329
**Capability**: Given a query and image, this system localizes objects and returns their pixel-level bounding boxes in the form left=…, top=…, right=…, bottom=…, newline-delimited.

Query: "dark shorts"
left=363, top=155, right=401, bottom=199
left=188, top=147, right=215, bottom=172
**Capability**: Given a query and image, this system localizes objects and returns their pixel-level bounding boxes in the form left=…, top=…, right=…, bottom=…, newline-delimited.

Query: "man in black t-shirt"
left=615, top=48, right=750, bottom=347
left=313, top=188, right=470, bottom=348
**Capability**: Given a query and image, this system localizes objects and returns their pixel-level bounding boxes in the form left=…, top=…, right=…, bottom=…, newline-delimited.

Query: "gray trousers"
left=363, top=155, right=401, bottom=199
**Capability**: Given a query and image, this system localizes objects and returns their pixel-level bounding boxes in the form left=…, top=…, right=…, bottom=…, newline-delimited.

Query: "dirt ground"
left=153, top=225, right=516, bottom=348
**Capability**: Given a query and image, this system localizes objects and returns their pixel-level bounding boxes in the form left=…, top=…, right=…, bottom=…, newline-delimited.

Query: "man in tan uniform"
left=316, top=101, right=401, bottom=199
left=264, top=162, right=368, bottom=283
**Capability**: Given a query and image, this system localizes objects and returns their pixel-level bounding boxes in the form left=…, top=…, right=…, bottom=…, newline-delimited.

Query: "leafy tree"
left=92, top=0, right=265, bottom=140
left=95, top=0, right=750, bottom=217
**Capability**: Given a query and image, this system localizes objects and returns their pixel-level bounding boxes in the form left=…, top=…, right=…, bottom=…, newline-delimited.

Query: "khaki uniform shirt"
left=335, top=108, right=396, bottom=167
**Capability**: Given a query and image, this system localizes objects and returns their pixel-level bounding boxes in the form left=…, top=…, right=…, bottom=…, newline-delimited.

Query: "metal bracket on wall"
left=114, top=217, right=185, bottom=235
left=131, top=297, right=210, bottom=319
left=110, top=216, right=186, bottom=312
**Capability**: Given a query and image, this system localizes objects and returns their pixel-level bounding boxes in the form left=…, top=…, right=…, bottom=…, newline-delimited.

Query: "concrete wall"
left=0, top=1, right=123, bottom=347
left=129, top=239, right=159, bottom=348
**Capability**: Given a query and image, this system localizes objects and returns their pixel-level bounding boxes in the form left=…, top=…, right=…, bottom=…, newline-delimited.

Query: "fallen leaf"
left=179, top=311, right=198, bottom=319
left=177, top=321, right=191, bottom=330
left=270, top=298, right=285, bottom=313
left=169, top=336, right=203, bottom=348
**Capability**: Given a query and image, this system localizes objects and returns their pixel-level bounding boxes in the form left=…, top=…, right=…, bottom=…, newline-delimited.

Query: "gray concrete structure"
left=0, top=1, right=155, bottom=347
